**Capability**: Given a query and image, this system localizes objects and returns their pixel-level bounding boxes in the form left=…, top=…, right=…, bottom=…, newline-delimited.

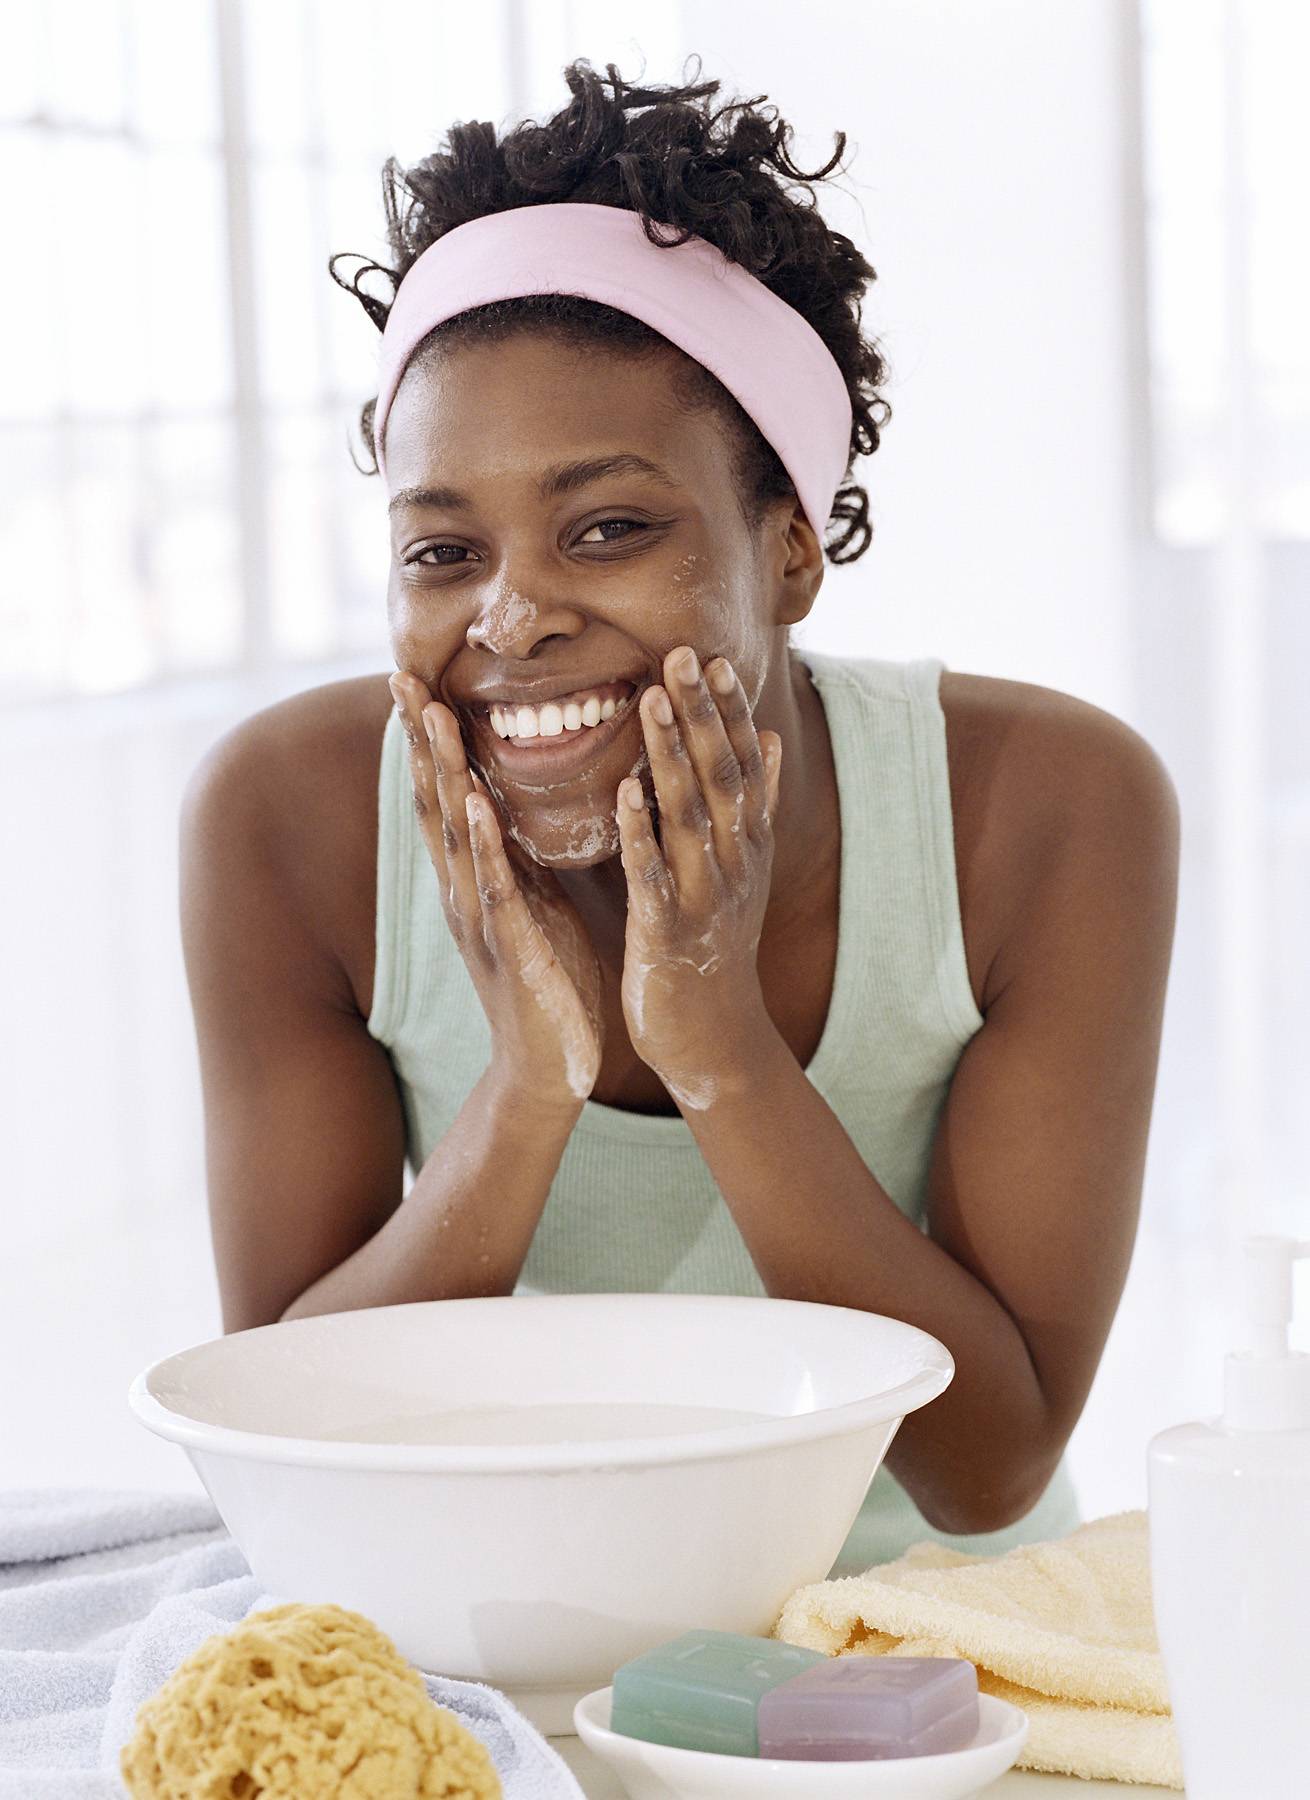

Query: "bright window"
left=1141, top=0, right=1310, bottom=543
left=0, top=0, right=514, bottom=700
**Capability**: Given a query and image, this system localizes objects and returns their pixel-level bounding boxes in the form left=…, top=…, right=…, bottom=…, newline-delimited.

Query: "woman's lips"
left=471, top=688, right=643, bottom=782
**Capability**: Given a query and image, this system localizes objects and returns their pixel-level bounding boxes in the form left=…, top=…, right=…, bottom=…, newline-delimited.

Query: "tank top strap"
left=795, top=647, right=984, bottom=1053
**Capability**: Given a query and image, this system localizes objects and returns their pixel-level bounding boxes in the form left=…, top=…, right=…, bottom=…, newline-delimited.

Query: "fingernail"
left=652, top=688, right=674, bottom=725
left=676, top=648, right=700, bottom=684
left=709, top=659, right=734, bottom=693
left=423, top=707, right=437, bottom=742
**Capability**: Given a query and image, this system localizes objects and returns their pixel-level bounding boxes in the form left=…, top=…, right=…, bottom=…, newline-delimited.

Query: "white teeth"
left=490, top=689, right=628, bottom=741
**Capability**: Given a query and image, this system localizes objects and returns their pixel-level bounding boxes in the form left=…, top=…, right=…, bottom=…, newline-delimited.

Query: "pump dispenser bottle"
left=1147, top=1233, right=1310, bottom=1797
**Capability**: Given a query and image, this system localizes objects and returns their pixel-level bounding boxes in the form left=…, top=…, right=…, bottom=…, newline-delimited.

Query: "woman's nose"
left=466, top=586, right=586, bottom=658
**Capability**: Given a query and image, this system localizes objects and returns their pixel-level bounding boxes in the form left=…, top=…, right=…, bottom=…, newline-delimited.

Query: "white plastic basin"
left=128, top=1293, right=954, bottom=1734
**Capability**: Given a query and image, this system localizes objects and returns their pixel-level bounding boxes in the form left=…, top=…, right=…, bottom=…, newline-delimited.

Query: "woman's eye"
left=577, top=517, right=646, bottom=545
left=406, top=544, right=468, bottom=566
left=406, top=517, right=647, bottom=567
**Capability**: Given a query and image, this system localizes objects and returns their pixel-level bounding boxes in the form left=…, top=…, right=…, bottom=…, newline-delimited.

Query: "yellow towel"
left=772, top=1509, right=1183, bottom=1788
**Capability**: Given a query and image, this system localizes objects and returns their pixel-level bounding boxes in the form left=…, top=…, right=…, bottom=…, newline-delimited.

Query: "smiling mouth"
left=468, top=685, right=646, bottom=778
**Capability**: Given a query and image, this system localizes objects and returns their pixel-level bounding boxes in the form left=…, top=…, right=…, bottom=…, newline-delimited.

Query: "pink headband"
left=372, top=201, right=852, bottom=536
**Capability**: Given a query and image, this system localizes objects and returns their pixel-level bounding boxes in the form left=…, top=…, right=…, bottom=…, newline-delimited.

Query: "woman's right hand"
left=390, top=672, right=605, bottom=1112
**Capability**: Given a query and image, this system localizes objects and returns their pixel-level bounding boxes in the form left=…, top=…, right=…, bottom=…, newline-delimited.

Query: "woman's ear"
left=773, top=501, right=824, bottom=631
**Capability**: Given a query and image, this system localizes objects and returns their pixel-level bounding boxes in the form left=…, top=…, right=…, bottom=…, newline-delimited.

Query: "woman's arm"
left=671, top=702, right=1180, bottom=1536
left=277, top=1064, right=582, bottom=1322
left=180, top=700, right=581, bottom=1332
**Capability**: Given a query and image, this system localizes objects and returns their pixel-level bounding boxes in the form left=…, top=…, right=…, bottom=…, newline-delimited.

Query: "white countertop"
left=545, top=1733, right=1183, bottom=1796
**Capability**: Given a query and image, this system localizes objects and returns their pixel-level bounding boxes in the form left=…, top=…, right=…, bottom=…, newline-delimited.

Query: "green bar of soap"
left=610, top=1629, right=829, bottom=1756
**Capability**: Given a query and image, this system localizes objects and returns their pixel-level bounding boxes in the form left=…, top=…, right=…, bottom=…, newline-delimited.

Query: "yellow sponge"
left=119, top=1601, right=503, bottom=1799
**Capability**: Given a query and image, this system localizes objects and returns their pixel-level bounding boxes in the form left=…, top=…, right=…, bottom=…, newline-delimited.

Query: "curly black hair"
left=329, top=57, right=891, bottom=564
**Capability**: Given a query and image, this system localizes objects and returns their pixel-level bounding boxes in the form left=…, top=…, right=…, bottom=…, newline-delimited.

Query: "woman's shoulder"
left=253, top=670, right=396, bottom=786
left=195, top=672, right=395, bottom=1022
left=938, top=667, right=1175, bottom=831
left=937, top=669, right=1178, bottom=1014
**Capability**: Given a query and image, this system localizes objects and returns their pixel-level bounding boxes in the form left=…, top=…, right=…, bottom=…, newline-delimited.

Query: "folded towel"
left=772, top=1508, right=1183, bottom=1789
left=0, top=1487, right=584, bottom=1800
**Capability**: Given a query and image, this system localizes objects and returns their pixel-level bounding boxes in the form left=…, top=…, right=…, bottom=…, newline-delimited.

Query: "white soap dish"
left=572, top=1685, right=1030, bottom=1798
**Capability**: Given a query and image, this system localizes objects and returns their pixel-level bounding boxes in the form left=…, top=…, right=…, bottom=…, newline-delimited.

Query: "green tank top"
left=367, top=648, right=1082, bottom=1573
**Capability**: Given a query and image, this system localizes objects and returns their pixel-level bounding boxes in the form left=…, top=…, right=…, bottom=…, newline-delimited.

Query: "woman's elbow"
left=921, top=1460, right=1058, bottom=1537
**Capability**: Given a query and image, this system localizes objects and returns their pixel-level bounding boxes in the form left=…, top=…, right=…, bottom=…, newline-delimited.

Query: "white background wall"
left=647, top=0, right=1139, bottom=710
left=2, top=0, right=1304, bottom=1523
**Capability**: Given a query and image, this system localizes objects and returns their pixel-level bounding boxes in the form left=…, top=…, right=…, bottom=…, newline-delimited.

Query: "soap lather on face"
left=457, top=563, right=756, bottom=872
left=383, top=332, right=804, bottom=882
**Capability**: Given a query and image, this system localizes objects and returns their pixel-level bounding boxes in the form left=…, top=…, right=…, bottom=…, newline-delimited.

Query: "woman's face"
left=382, top=331, right=794, bottom=870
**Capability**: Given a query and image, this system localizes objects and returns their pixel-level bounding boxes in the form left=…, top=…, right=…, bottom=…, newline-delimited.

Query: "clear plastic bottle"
left=1147, top=1233, right=1310, bottom=1798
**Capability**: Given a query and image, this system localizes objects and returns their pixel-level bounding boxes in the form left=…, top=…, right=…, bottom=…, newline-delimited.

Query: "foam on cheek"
left=473, top=746, right=653, bottom=868
left=669, top=566, right=762, bottom=708
left=505, top=794, right=627, bottom=865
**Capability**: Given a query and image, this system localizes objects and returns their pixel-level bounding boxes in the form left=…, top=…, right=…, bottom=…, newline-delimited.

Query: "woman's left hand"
left=616, top=646, right=782, bottom=1108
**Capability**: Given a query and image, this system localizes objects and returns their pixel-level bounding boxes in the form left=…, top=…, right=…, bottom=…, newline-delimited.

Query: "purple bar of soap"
left=756, top=1655, right=979, bottom=1761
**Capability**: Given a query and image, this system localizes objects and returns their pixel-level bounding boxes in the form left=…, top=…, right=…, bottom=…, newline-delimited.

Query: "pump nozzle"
left=1223, top=1233, right=1310, bottom=1432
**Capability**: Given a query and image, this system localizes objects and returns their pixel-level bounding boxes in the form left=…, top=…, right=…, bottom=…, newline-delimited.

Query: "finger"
left=390, top=672, right=454, bottom=896
left=468, top=769, right=536, bottom=883
left=666, top=647, right=755, bottom=870
left=418, top=694, right=489, bottom=950
left=464, top=791, right=560, bottom=983
left=701, top=655, right=771, bottom=845
left=639, top=673, right=716, bottom=902
left=615, top=774, right=674, bottom=920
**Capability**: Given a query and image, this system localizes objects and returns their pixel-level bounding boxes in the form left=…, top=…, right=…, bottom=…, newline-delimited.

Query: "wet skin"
left=382, top=332, right=837, bottom=994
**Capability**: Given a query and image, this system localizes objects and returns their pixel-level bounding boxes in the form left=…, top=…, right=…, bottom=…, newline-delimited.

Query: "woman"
left=181, top=61, right=1179, bottom=1574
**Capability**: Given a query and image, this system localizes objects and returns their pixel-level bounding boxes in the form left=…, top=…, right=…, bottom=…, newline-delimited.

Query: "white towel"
left=0, top=1486, right=584, bottom=1799
left=772, top=1509, right=1183, bottom=1789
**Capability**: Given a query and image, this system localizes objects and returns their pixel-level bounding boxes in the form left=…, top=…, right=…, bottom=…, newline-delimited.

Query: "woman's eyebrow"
left=387, top=452, right=681, bottom=517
